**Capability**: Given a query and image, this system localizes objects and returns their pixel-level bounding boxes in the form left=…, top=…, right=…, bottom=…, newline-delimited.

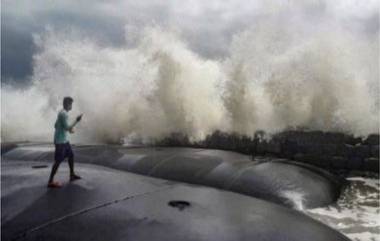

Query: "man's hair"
left=63, top=97, right=74, bottom=107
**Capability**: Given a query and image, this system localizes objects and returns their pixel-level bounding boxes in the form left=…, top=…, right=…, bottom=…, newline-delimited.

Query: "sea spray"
left=223, top=22, right=379, bottom=136
left=1, top=17, right=378, bottom=143
left=280, top=190, right=306, bottom=210
left=2, top=27, right=227, bottom=143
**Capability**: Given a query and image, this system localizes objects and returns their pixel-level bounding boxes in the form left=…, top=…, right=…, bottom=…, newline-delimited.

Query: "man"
left=48, top=97, right=83, bottom=188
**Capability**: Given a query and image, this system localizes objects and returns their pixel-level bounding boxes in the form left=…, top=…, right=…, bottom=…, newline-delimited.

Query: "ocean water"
left=306, top=176, right=380, bottom=241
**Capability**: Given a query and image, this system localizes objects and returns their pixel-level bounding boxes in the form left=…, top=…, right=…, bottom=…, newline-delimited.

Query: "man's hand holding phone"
left=76, top=114, right=83, bottom=122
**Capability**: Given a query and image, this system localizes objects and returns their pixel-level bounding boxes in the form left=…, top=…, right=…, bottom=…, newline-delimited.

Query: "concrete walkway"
left=1, top=161, right=350, bottom=241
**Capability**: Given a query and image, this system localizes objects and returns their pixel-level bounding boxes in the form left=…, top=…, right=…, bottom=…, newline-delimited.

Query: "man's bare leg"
left=68, top=156, right=81, bottom=181
left=48, top=161, right=62, bottom=188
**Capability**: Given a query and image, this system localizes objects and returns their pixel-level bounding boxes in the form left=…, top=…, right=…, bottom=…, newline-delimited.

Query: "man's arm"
left=61, top=113, right=80, bottom=131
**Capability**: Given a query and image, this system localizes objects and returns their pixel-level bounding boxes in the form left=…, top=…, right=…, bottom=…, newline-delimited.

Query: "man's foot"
left=70, top=174, right=81, bottom=182
left=47, top=181, right=62, bottom=188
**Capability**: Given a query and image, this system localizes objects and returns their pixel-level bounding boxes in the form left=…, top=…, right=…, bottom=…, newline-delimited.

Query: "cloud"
left=1, top=22, right=35, bottom=86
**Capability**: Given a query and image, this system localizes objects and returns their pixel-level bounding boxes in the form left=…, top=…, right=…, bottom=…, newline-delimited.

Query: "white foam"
left=348, top=232, right=380, bottom=241
left=348, top=177, right=380, bottom=190
left=306, top=177, right=380, bottom=241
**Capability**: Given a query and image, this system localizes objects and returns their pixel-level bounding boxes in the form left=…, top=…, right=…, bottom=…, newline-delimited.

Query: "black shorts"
left=54, top=143, right=74, bottom=162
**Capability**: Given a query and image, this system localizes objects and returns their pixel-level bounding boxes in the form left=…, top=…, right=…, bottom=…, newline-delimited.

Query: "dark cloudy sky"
left=2, top=0, right=379, bottom=86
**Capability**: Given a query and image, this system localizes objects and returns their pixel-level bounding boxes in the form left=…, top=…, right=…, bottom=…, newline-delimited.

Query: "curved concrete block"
left=1, top=161, right=350, bottom=241
left=2, top=144, right=344, bottom=209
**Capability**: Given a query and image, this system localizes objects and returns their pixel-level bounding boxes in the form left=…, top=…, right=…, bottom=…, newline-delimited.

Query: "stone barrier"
left=156, top=131, right=379, bottom=173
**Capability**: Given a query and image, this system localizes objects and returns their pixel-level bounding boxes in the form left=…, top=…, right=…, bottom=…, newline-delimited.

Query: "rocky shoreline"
left=157, top=131, right=379, bottom=173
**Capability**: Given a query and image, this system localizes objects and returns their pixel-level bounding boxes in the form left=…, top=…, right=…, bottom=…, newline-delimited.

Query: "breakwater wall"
left=157, top=131, right=379, bottom=173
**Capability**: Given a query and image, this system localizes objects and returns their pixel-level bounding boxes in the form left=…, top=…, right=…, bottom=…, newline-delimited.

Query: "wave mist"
left=2, top=19, right=379, bottom=143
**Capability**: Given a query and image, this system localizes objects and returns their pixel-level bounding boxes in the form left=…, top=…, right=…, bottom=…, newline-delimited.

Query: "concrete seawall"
left=157, top=131, right=379, bottom=173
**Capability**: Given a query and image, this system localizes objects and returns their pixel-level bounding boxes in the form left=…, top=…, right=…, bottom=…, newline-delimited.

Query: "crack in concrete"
left=10, top=186, right=173, bottom=241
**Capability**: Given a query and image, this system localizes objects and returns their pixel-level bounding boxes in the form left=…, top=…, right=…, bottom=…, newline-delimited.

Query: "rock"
left=294, top=153, right=304, bottom=162
left=236, top=136, right=255, bottom=154
left=297, top=144, right=337, bottom=156
left=323, top=132, right=346, bottom=144
left=158, top=131, right=380, bottom=172
left=256, top=140, right=268, bottom=155
left=336, top=144, right=355, bottom=157
left=371, top=145, right=379, bottom=157
left=330, top=156, right=348, bottom=169
left=297, top=144, right=319, bottom=155
left=281, top=140, right=298, bottom=158
left=344, top=135, right=363, bottom=145
left=319, top=156, right=332, bottom=169
left=363, top=158, right=379, bottom=172
left=364, top=134, right=379, bottom=145
left=353, top=145, right=370, bottom=159
left=292, top=131, right=345, bottom=144
left=265, top=140, right=282, bottom=155
left=321, top=144, right=338, bottom=156
left=347, top=156, right=363, bottom=170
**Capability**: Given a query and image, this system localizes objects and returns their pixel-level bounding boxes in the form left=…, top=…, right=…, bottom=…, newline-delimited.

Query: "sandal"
left=47, top=181, right=62, bottom=188
left=70, top=174, right=82, bottom=182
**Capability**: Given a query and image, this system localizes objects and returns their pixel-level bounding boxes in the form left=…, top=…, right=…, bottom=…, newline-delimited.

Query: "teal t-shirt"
left=54, top=110, right=71, bottom=144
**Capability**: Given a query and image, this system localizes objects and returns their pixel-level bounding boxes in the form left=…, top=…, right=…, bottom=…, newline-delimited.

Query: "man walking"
left=48, top=97, right=83, bottom=188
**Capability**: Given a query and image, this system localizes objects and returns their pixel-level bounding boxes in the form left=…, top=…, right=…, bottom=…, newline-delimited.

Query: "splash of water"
left=280, top=190, right=306, bottom=210
left=307, top=177, right=380, bottom=241
left=2, top=18, right=379, bottom=143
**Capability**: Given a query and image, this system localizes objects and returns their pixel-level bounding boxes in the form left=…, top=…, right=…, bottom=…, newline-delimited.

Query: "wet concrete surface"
left=2, top=144, right=344, bottom=209
left=1, top=161, right=351, bottom=241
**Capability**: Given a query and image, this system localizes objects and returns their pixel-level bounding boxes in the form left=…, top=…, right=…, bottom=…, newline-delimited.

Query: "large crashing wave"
left=2, top=20, right=379, bottom=143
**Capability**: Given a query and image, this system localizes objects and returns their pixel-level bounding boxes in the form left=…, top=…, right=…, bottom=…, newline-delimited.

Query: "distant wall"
left=157, top=131, right=379, bottom=173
